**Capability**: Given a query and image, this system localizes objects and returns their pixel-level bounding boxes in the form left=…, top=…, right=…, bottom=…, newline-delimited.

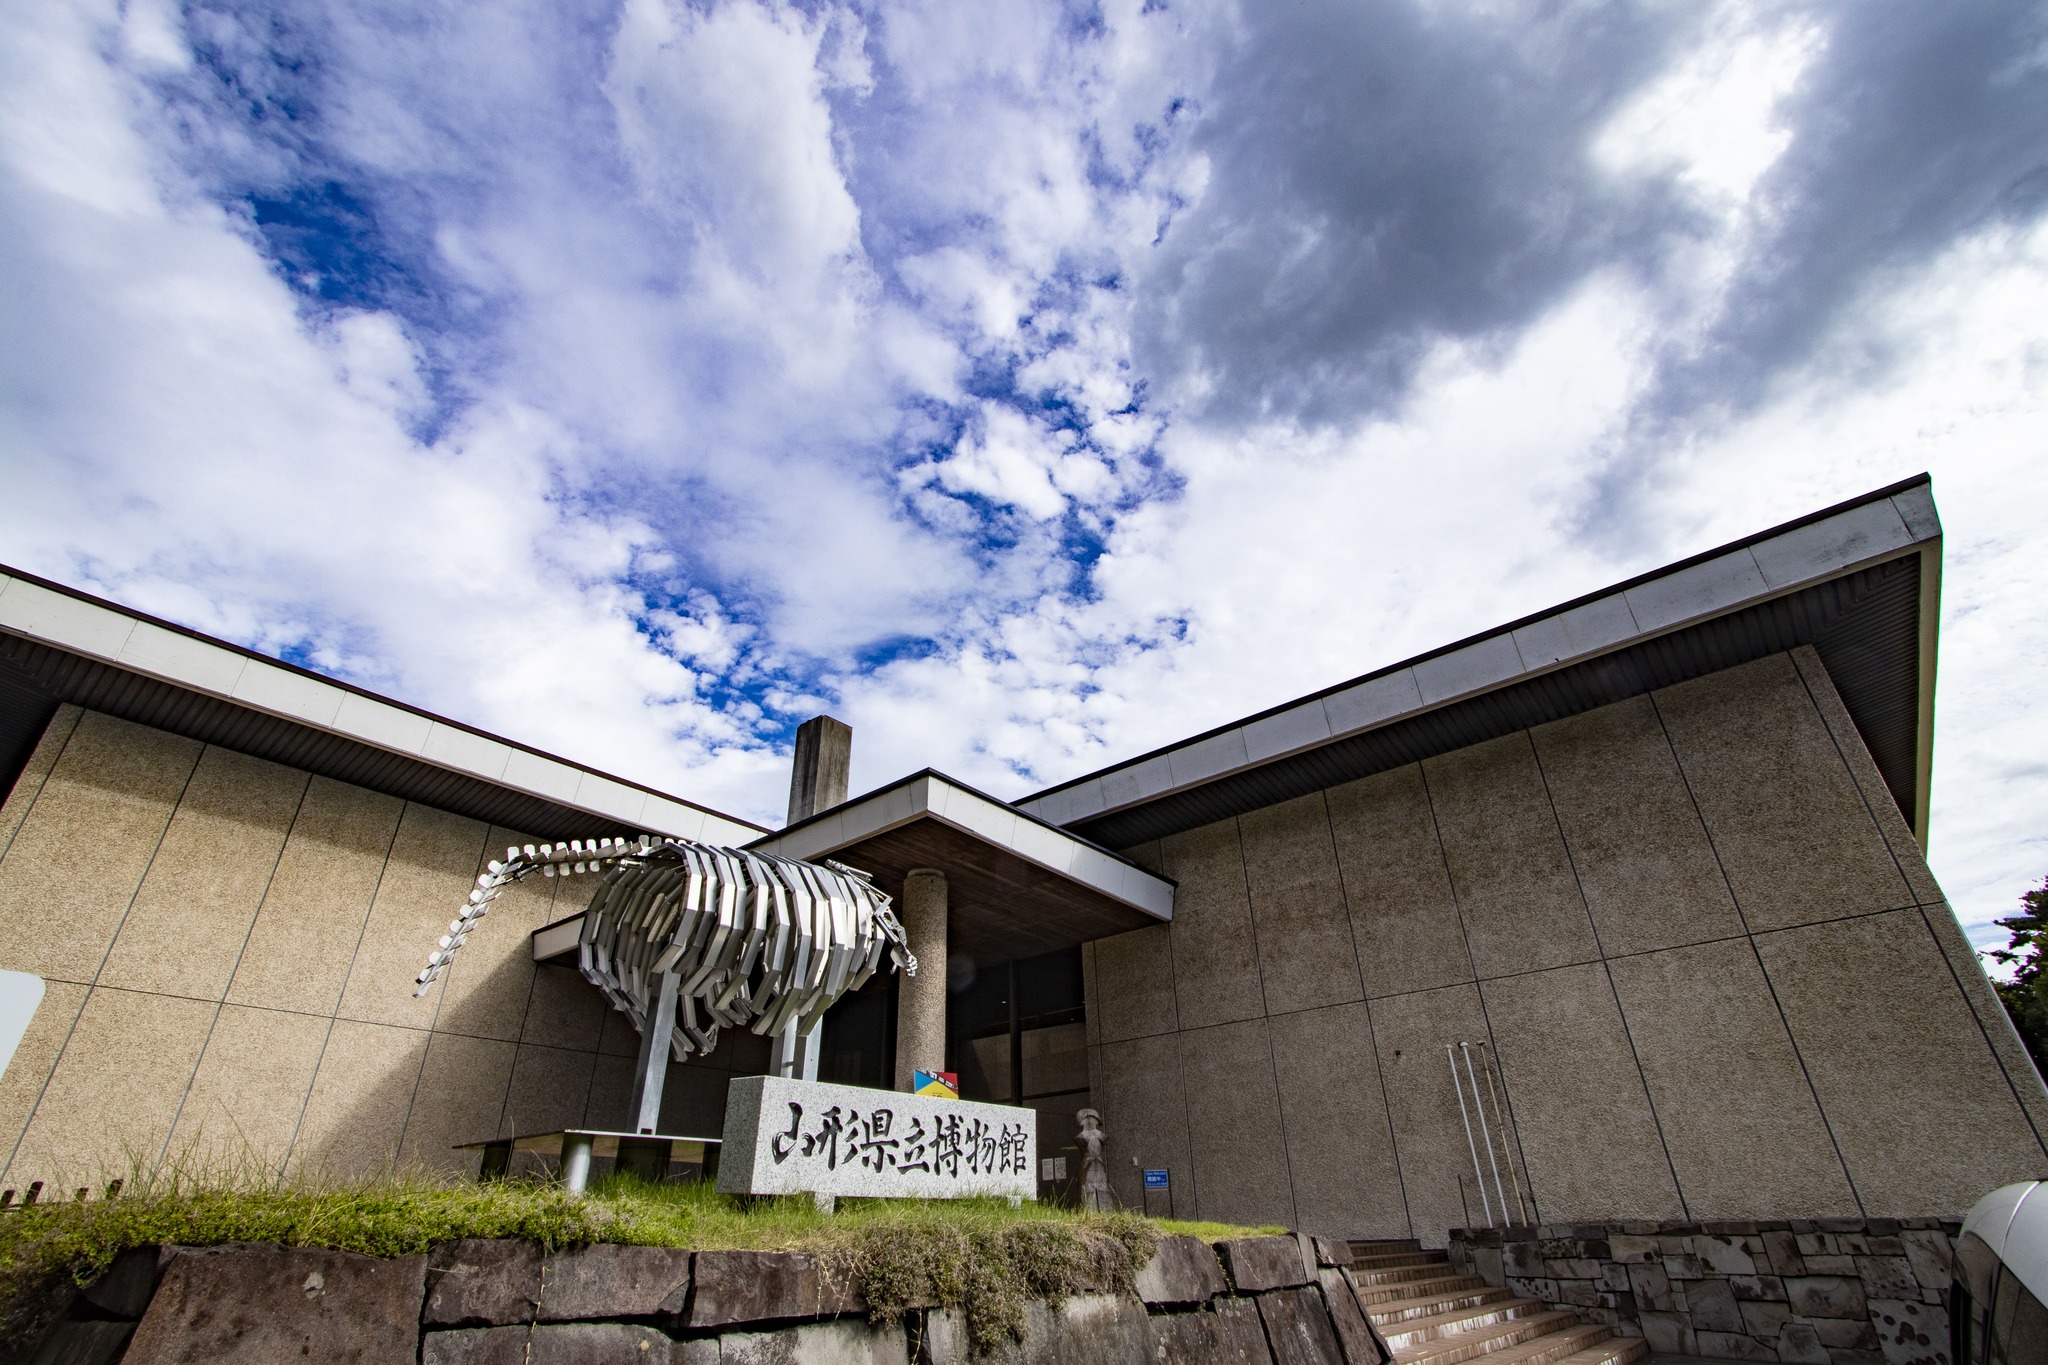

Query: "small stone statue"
left=1076, top=1109, right=1112, bottom=1212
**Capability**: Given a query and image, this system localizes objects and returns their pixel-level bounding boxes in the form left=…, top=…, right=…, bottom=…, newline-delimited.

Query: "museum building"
left=0, top=473, right=2040, bottom=1248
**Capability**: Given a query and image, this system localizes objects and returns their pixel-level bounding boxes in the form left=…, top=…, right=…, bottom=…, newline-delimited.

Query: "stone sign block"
left=125, top=1244, right=426, bottom=1364
left=689, top=1250, right=862, bottom=1328
left=1217, top=1238, right=1313, bottom=1293
left=718, top=1076, right=1034, bottom=1201
left=1136, top=1236, right=1230, bottom=1306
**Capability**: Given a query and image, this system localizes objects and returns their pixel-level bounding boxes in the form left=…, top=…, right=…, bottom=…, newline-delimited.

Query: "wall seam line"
left=278, top=799, right=407, bottom=1184
left=1787, top=650, right=2048, bottom=1155
left=1321, top=788, right=1417, bottom=1240
left=393, top=819, right=496, bottom=1173
left=1646, top=686, right=1865, bottom=1217
left=0, top=704, right=81, bottom=865
left=1159, top=846, right=1200, bottom=1222
left=1231, top=815, right=1302, bottom=1231
left=1417, top=757, right=1539, bottom=1227
left=1525, top=728, right=1688, bottom=1220
left=154, top=762, right=314, bottom=1174
left=497, top=842, right=555, bottom=1142
left=0, top=730, right=203, bottom=1186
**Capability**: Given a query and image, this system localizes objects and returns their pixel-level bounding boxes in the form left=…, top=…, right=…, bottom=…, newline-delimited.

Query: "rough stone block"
left=1310, top=1238, right=1353, bottom=1268
left=1763, top=1231, right=1804, bottom=1276
left=124, top=1244, right=426, bottom=1364
left=80, top=1246, right=164, bottom=1318
left=18, top=1319, right=135, bottom=1365
left=1626, top=1263, right=1672, bottom=1312
left=1663, top=1252, right=1705, bottom=1280
left=1503, top=1241, right=1545, bottom=1276
left=1896, top=1232, right=1952, bottom=1291
left=1787, top=1274, right=1867, bottom=1320
left=1805, top=1254, right=1857, bottom=1274
left=1739, top=1298, right=1792, bottom=1337
left=1868, top=1298, right=1947, bottom=1365
left=1637, top=1311, right=1695, bottom=1356
left=1729, top=1274, right=1785, bottom=1300
left=1317, top=1271, right=1384, bottom=1365
left=1558, top=1281, right=1600, bottom=1308
left=425, top=1240, right=543, bottom=1327
left=1255, top=1287, right=1343, bottom=1365
left=1149, top=1300, right=1276, bottom=1365
left=423, top=1327, right=526, bottom=1365
left=1774, top=1323, right=1830, bottom=1365
left=1217, top=1238, right=1312, bottom=1293
left=1137, top=1237, right=1230, bottom=1306
left=1608, top=1235, right=1658, bottom=1265
left=540, top=1245, right=692, bottom=1321
left=1694, top=1235, right=1757, bottom=1275
left=426, top=1325, right=686, bottom=1365
left=1855, top=1256, right=1918, bottom=1301
left=1693, top=1330, right=1776, bottom=1362
left=1686, top=1278, right=1742, bottom=1333
left=720, top=1319, right=907, bottom=1365
left=1812, top=1318, right=1880, bottom=1349
left=689, top=1250, right=860, bottom=1328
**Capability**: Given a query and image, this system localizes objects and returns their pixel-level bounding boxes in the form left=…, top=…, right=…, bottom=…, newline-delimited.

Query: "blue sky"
left=3, top=0, right=2046, bottom=956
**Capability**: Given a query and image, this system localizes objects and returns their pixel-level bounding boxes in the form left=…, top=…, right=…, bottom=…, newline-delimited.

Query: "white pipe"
left=1449, top=1044, right=1494, bottom=1228
left=1463, top=1042, right=1510, bottom=1227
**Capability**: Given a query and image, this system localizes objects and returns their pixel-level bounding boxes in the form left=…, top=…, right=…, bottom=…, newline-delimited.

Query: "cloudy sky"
left=3, top=0, right=2044, bottom=955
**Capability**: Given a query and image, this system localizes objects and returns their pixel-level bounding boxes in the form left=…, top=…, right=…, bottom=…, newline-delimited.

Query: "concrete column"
left=787, top=715, right=852, bottom=824
left=894, top=868, right=948, bottom=1091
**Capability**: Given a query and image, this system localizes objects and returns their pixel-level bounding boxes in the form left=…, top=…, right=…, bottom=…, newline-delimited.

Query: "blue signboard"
left=1143, top=1168, right=1170, bottom=1190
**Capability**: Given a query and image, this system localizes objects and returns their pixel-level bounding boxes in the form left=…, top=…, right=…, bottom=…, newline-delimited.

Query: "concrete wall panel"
left=337, top=805, right=489, bottom=1030
left=1480, top=963, right=1680, bottom=1223
left=1915, top=899, right=2048, bottom=1145
left=1089, top=1033, right=1193, bottom=1212
left=500, top=1044, right=594, bottom=1139
left=1367, top=984, right=1498, bottom=1243
left=228, top=779, right=402, bottom=1016
left=580, top=1052, right=638, bottom=1132
left=1269, top=1003, right=1407, bottom=1240
left=1424, top=735, right=1598, bottom=979
left=0, top=979, right=87, bottom=1178
left=169, top=1003, right=327, bottom=1178
left=1161, top=821, right=1265, bottom=1029
left=1531, top=698, right=1743, bottom=956
left=1656, top=654, right=1909, bottom=931
left=1238, top=795, right=1362, bottom=1014
left=1757, top=910, right=2048, bottom=1214
left=522, top=960, right=610, bottom=1053
left=1179, top=1018, right=1294, bottom=1230
left=0, top=704, right=80, bottom=862
left=290, top=1019, right=427, bottom=1180
left=1091, top=924, right=1179, bottom=1044
left=400, top=1032, right=516, bottom=1175
left=100, top=748, right=308, bottom=1000
left=1607, top=938, right=1854, bottom=1219
left=8, top=986, right=213, bottom=1188
left=0, top=712, right=199, bottom=984
left=430, top=826, right=547, bottom=1043
left=1326, top=765, right=1471, bottom=999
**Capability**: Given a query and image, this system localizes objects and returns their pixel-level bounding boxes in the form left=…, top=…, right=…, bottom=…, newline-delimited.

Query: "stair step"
left=1354, top=1273, right=1492, bottom=1307
left=1368, top=1285, right=1513, bottom=1325
left=1390, top=1311, right=1592, bottom=1365
left=1549, top=1339, right=1649, bottom=1365
left=1354, top=1251, right=1453, bottom=1270
left=1355, top=1260, right=1461, bottom=1286
left=1351, top=1238, right=1424, bottom=1254
left=1379, top=1298, right=1545, bottom=1350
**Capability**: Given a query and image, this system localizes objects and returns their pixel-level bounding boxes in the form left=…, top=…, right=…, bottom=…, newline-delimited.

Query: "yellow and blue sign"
left=913, top=1069, right=959, bottom=1099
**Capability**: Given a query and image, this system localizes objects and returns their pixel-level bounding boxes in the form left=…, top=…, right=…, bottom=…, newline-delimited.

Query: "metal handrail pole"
left=1478, top=1041, right=1529, bottom=1225
left=1449, top=1044, right=1494, bottom=1227
left=1462, top=1042, right=1510, bottom=1227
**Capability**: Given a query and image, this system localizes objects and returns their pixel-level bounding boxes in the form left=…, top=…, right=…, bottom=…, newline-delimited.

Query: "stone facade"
left=1448, top=1217, right=1957, bottom=1364
left=0, top=705, right=771, bottom=1195
left=1084, top=647, right=2048, bottom=1242
left=20, top=1233, right=1388, bottom=1365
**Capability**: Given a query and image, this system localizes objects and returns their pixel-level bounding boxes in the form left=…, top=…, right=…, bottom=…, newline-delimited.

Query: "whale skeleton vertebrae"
left=412, top=835, right=915, bottom=1060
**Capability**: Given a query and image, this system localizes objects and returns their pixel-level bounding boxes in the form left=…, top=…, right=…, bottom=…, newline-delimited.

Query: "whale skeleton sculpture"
left=413, top=835, right=916, bottom=1132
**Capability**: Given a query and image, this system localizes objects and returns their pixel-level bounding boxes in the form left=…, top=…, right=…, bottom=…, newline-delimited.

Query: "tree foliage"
left=1991, top=873, right=2048, bottom=1076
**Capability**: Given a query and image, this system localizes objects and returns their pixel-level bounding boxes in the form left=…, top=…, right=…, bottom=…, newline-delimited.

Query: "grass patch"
left=0, top=1169, right=1281, bottom=1356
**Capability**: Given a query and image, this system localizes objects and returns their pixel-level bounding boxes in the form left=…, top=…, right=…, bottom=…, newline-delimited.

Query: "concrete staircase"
left=1345, top=1240, right=1647, bottom=1365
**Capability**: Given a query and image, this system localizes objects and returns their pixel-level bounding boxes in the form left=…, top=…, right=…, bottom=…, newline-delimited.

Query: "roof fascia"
left=1022, top=477, right=1942, bottom=831
left=0, top=565, right=764, bottom=843
left=748, top=770, right=1175, bottom=921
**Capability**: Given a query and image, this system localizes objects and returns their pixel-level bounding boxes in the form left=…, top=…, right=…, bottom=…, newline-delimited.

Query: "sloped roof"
left=1019, top=476, right=1942, bottom=850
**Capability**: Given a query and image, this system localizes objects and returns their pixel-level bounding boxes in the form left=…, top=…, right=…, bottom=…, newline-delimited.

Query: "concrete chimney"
left=786, top=715, right=852, bottom=825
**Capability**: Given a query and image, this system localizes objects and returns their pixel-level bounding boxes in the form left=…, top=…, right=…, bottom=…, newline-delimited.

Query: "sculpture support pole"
left=771, top=1019, right=822, bottom=1082
left=894, top=868, right=948, bottom=1091
left=629, top=970, right=681, bottom=1135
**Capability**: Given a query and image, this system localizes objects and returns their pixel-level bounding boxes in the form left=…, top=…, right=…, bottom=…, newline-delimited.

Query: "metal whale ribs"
left=412, top=836, right=916, bottom=1058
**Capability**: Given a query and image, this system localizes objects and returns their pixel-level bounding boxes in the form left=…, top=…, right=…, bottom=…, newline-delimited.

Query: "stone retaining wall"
left=21, top=1232, right=1395, bottom=1364
left=1448, top=1217, right=1959, bottom=1365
